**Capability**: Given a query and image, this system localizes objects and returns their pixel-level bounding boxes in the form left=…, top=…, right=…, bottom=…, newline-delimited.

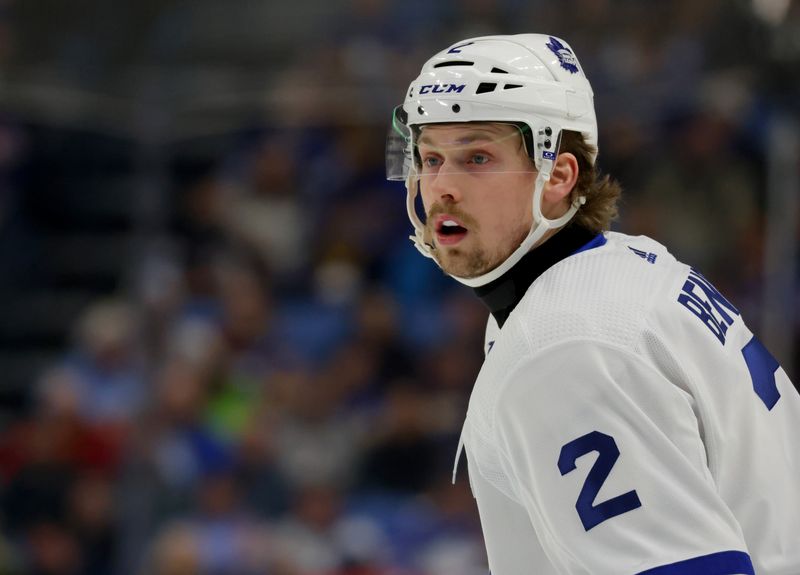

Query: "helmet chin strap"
left=405, top=175, right=436, bottom=260
left=405, top=171, right=585, bottom=288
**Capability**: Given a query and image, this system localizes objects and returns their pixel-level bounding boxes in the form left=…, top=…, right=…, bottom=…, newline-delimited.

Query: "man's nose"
left=426, top=169, right=463, bottom=203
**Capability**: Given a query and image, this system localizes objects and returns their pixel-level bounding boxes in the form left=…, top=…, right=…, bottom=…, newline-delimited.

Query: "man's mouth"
left=434, top=215, right=468, bottom=246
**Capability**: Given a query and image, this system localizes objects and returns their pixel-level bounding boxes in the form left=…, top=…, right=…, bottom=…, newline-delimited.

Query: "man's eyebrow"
left=417, top=131, right=499, bottom=147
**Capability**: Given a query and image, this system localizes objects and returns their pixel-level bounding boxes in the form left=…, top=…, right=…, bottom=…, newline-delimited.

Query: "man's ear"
left=542, top=152, right=579, bottom=218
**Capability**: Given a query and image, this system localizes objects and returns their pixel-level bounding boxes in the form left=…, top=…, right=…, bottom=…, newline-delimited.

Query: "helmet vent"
left=476, top=83, right=497, bottom=94
left=503, top=84, right=523, bottom=90
left=491, top=67, right=509, bottom=74
left=433, top=61, right=474, bottom=68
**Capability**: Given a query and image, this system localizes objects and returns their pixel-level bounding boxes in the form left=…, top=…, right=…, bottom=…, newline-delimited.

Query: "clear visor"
left=386, top=105, right=539, bottom=182
left=386, top=105, right=413, bottom=181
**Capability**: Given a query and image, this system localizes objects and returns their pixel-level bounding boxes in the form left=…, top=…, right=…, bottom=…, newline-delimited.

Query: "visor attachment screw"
left=451, top=104, right=461, bottom=113
left=418, top=106, right=425, bottom=115
left=545, top=127, right=552, bottom=136
left=544, top=139, right=552, bottom=149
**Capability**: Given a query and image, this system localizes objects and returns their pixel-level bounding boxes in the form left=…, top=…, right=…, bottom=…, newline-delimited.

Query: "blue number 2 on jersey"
left=558, top=431, right=642, bottom=531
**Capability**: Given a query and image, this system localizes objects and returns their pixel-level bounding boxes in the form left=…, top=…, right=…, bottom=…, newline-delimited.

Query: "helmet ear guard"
left=513, top=121, right=558, bottom=171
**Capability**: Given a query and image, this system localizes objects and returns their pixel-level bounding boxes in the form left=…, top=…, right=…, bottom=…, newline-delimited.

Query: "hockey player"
left=386, top=34, right=800, bottom=575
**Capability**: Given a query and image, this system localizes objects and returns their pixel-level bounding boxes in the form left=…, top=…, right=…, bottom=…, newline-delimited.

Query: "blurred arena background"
left=0, top=0, right=797, bottom=573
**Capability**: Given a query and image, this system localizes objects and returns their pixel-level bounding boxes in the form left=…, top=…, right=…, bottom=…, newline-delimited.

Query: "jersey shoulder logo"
left=627, top=246, right=657, bottom=264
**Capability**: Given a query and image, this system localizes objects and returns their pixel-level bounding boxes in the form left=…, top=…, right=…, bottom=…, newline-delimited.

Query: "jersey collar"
left=473, top=226, right=605, bottom=328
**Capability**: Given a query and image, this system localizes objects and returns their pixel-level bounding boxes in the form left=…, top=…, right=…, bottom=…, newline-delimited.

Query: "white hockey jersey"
left=457, top=231, right=800, bottom=575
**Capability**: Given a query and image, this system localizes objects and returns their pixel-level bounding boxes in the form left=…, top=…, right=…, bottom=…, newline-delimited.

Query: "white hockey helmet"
left=386, top=34, right=598, bottom=287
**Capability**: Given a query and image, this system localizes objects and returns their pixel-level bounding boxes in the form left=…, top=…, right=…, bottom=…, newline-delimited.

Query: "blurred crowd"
left=0, top=0, right=799, bottom=573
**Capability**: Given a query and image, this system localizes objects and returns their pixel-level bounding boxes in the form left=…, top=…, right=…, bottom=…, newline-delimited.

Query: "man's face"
left=416, top=123, right=537, bottom=279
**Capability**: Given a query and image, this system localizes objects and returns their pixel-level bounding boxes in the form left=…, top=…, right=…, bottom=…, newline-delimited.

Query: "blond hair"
left=560, top=130, right=622, bottom=233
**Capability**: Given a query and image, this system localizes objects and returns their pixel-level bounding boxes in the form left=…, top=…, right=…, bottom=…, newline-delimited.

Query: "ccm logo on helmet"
left=419, top=84, right=466, bottom=95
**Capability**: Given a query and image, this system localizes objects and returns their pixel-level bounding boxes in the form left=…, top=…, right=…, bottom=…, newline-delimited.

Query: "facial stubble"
left=427, top=214, right=530, bottom=279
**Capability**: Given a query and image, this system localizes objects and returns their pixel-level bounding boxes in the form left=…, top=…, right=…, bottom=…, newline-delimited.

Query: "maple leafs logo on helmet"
left=546, top=36, right=580, bottom=74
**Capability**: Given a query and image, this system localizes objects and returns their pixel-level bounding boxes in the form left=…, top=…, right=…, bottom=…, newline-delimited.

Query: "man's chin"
left=434, top=250, right=494, bottom=279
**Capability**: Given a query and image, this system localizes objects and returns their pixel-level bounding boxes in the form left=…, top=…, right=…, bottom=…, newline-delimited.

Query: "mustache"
left=425, top=203, right=479, bottom=229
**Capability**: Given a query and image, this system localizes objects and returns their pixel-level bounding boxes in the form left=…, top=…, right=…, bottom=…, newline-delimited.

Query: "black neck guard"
left=473, top=225, right=598, bottom=328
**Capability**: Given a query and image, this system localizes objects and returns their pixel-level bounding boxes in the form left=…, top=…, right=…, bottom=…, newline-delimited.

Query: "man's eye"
left=423, top=156, right=442, bottom=168
left=471, top=154, right=490, bottom=165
